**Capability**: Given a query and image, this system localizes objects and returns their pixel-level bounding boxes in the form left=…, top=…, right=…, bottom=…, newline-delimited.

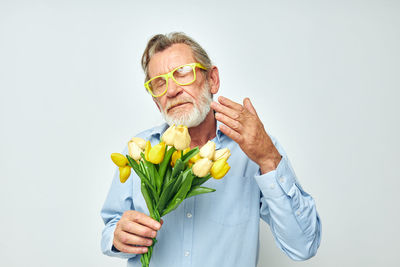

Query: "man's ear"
left=153, top=98, right=161, bottom=112
left=208, top=66, right=220, bottom=95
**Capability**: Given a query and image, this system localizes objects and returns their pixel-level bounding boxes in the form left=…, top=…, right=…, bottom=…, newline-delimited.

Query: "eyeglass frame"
left=144, top=62, right=207, bottom=98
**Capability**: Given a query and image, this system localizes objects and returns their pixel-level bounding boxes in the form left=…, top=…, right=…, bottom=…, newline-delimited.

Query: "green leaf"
left=181, top=147, right=199, bottom=164
left=164, top=164, right=172, bottom=184
left=156, top=178, right=176, bottom=214
left=136, top=161, right=159, bottom=203
left=170, top=168, right=190, bottom=197
left=162, top=170, right=195, bottom=216
left=141, top=182, right=155, bottom=217
left=190, top=174, right=212, bottom=188
left=159, top=146, right=176, bottom=179
left=140, top=153, right=157, bottom=188
left=186, top=186, right=216, bottom=199
left=171, top=158, right=184, bottom=178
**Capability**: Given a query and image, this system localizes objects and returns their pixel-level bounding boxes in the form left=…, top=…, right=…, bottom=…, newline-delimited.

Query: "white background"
left=0, top=0, right=399, bottom=266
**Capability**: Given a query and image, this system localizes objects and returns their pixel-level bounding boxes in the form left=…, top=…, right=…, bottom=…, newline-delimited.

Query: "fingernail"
left=154, top=223, right=161, bottom=229
left=142, top=247, right=148, bottom=253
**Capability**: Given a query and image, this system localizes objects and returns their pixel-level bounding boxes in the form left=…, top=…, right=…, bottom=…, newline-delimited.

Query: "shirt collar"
left=149, top=123, right=169, bottom=139
left=215, top=119, right=225, bottom=143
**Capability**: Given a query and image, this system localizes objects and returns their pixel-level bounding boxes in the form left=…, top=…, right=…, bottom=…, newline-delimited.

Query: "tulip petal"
left=162, top=124, right=176, bottom=146
left=211, top=157, right=230, bottom=179
left=213, top=148, right=231, bottom=161
left=129, top=137, right=146, bottom=150
left=144, top=141, right=151, bottom=162
left=174, top=125, right=191, bottom=150
left=128, top=141, right=143, bottom=161
left=119, top=166, right=131, bottom=183
left=200, top=141, right=216, bottom=160
left=148, top=141, right=166, bottom=164
left=111, top=153, right=128, bottom=167
left=192, top=158, right=213, bottom=177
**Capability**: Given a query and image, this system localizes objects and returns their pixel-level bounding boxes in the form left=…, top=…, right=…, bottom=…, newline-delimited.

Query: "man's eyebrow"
left=153, top=65, right=178, bottom=77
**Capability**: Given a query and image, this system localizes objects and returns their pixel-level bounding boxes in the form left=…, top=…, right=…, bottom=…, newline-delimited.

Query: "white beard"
left=160, top=82, right=212, bottom=128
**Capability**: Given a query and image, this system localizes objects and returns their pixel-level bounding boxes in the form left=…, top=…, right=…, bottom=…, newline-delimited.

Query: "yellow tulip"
left=147, top=141, right=166, bottom=164
left=144, top=141, right=151, bottom=162
left=128, top=140, right=143, bottom=161
left=171, top=150, right=181, bottom=167
left=187, top=153, right=200, bottom=168
left=162, top=124, right=176, bottom=146
left=199, top=140, right=215, bottom=160
left=189, top=153, right=201, bottom=164
left=174, top=125, right=191, bottom=150
left=171, top=148, right=190, bottom=167
left=213, top=148, right=231, bottom=161
left=119, top=166, right=131, bottom=183
left=192, top=158, right=213, bottom=177
left=210, top=157, right=230, bottom=179
left=111, top=153, right=128, bottom=167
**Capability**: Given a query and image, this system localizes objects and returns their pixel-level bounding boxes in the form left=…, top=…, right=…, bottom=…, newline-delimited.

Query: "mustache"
left=165, top=98, right=194, bottom=111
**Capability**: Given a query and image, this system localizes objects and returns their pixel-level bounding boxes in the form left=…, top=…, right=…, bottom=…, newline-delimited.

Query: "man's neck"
left=188, top=111, right=216, bottom=149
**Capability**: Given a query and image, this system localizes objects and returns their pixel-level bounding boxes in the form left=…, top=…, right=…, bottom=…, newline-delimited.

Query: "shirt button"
left=279, top=177, right=285, bottom=183
left=296, top=211, right=301, bottom=216
left=269, top=183, right=275, bottom=189
left=185, top=251, right=190, bottom=256
left=186, top=212, right=192, bottom=218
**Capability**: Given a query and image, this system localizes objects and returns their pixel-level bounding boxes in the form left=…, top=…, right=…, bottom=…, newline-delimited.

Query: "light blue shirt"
left=101, top=122, right=321, bottom=266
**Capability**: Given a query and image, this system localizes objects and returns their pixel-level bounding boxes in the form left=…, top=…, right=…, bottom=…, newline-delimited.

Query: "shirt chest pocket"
left=195, top=176, right=253, bottom=226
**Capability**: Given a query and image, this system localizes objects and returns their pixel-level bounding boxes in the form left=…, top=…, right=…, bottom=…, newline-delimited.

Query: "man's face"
left=147, top=43, right=213, bottom=127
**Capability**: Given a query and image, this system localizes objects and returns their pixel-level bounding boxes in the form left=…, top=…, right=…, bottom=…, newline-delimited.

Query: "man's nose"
left=166, top=79, right=183, bottom=97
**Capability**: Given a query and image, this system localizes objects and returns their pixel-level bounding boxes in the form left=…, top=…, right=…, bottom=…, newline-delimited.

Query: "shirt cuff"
left=254, top=156, right=297, bottom=198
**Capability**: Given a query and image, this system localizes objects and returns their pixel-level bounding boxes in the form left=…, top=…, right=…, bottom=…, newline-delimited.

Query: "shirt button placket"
left=182, top=197, right=194, bottom=266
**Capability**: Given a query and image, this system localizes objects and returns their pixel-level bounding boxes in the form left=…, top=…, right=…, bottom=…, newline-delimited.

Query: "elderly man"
left=101, top=32, right=321, bottom=267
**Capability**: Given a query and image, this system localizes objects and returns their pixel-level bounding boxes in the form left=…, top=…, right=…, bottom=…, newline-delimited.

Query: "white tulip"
left=199, top=140, right=216, bottom=160
left=192, top=158, right=213, bottom=177
left=128, top=140, right=143, bottom=161
left=213, top=148, right=231, bottom=161
left=162, top=124, right=176, bottom=146
left=174, top=125, right=191, bottom=151
left=129, top=137, right=146, bottom=150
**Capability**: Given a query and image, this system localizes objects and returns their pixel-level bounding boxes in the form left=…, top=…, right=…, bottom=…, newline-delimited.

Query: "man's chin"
left=163, top=110, right=203, bottom=128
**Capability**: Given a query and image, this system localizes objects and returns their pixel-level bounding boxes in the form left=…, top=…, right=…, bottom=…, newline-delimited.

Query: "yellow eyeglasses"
left=144, top=62, right=207, bottom=97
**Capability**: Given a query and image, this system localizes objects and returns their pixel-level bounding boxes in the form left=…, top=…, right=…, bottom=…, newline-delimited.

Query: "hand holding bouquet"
left=110, top=125, right=231, bottom=267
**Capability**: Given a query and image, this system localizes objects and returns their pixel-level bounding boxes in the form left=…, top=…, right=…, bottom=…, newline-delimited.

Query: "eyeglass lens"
left=149, top=65, right=195, bottom=95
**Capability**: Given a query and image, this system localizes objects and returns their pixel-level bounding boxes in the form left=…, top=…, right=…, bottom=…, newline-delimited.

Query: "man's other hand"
left=113, top=210, right=163, bottom=254
left=211, top=96, right=282, bottom=174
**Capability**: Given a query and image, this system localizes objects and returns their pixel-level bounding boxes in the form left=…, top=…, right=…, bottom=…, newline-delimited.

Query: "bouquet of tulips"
left=110, top=124, right=231, bottom=267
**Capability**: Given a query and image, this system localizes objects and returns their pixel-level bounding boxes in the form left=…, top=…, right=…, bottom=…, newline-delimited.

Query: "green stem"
left=140, top=207, right=160, bottom=267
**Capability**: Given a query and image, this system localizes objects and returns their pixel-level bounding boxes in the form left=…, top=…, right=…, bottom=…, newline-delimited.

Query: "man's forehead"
left=148, top=44, right=196, bottom=77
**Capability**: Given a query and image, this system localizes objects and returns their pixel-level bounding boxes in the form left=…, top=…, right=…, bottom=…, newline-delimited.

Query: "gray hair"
left=141, top=32, right=213, bottom=82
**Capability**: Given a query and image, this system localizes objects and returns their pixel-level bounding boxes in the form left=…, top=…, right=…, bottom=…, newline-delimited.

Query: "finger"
left=218, top=96, right=244, bottom=111
left=127, top=211, right=161, bottom=231
left=219, top=123, right=243, bottom=144
left=117, top=230, right=154, bottom=246
left=243, top=98, right=259, bottom=118
left=121, top=221, right=157, bottom=239
left=215, top=112, right=243, bottom=133
left=211, top=101, right=241, bottom=121
left=113, top=239, right=148, bottom=254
